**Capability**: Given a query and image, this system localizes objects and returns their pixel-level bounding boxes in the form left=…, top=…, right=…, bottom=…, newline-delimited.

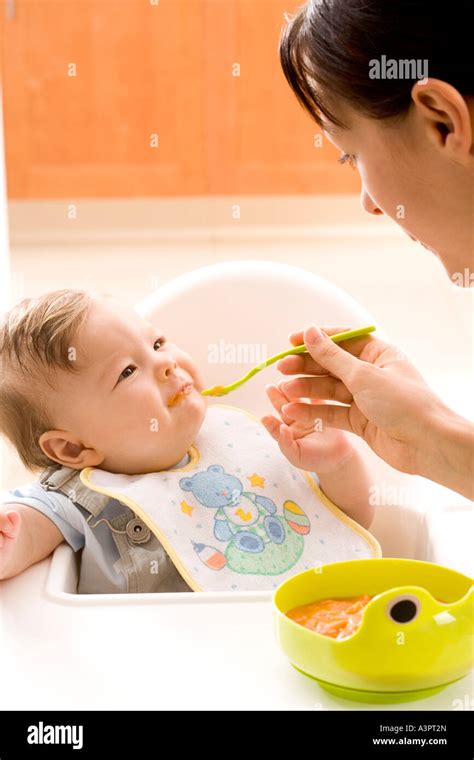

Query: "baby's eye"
left=338, top=152, right=357, bottom=169
left=154, top=337, right=165, bottom=350
left=118, top=365, right=136, bottom=383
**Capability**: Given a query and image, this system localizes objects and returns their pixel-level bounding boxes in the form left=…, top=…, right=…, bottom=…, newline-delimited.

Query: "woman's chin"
left=422, top=241, right=472, bottom=285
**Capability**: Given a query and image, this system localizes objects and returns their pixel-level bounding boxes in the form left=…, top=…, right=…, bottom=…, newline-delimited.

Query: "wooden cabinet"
left=2, top=0, right=360, bottom=198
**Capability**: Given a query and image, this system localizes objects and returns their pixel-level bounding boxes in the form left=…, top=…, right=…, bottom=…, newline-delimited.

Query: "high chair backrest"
left=135, top=260, right=381, bottom=418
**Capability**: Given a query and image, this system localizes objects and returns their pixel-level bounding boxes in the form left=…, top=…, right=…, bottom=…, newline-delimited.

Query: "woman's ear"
left=411, top=79, right=473, bottom=160
left=38, top=430, right=104, bottom=469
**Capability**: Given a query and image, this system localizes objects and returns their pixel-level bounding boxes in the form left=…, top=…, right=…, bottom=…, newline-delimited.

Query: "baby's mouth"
left=167, top=382, right=193, bottom=407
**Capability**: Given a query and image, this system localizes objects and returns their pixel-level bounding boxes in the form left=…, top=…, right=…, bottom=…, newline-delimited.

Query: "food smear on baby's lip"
left=167, top=383, right=193, bottom=407
left=286, top=595, right=372, bottom=640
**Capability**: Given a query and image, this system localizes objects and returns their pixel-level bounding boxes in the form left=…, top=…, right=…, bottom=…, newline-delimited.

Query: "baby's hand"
left=261, top=383, right=354, bottom=474
left=0, top=510, right=22, bottom=579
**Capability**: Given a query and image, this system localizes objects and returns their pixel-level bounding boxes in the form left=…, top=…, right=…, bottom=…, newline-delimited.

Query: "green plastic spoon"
left=201, top=324, right=376, bottom=397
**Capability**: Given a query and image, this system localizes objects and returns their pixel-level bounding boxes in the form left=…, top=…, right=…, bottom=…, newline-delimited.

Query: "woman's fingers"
left=277, top=353, right=326, bottom=376
left=280, top=324, right=384, bottom=377
left=278, top=375, right=353, bottom=404
left=288, top=325, right=350, bottom=346
left=280, top=326, right=352, bottom=375
left=281, top=400, right=354, bottom=434
left=280, top=325, right=378, bottom=389
left=301, top=325, right=363, bottom=387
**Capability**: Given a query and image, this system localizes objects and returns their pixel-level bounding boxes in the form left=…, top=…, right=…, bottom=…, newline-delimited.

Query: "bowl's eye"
left=386, top=595, right=421, bottom=624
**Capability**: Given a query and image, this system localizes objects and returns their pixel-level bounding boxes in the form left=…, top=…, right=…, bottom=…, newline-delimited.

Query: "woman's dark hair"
left=280, top=0, right=474, bottom=129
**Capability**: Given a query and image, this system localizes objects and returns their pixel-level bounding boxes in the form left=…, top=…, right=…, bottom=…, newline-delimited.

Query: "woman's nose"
left=360, top=187, right=383, bottom=216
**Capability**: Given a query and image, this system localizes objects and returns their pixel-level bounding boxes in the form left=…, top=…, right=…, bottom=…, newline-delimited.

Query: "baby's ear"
left=179, top=477, right=194, bottom=491
left=38, top=430, right=104, bottom=469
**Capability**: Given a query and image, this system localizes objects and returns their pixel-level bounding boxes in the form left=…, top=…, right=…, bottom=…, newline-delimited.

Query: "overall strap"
left=38, top=464, right=110, bottom=517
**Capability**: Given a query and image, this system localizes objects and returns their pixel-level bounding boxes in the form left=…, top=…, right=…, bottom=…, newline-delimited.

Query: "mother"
left=262, top=0, right=473, bottom=499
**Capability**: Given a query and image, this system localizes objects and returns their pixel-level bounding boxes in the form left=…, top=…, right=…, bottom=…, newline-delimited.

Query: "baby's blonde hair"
left=0, top=289, right=92, bottom=471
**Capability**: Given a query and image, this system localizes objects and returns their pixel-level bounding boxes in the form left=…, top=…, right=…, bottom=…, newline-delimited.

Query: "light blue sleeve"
left=1, top=483, right=85, bottom=552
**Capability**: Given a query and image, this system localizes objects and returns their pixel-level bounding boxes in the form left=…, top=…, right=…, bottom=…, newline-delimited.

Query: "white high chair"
left=2, top=260, right=472, bottom=711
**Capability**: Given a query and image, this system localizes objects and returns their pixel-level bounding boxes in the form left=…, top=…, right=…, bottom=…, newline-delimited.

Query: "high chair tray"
left=1, top=544, right=472, bottom=711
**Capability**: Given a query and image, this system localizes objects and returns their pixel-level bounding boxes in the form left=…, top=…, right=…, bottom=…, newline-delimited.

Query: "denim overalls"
left=38, top=464, right=190, bottom=593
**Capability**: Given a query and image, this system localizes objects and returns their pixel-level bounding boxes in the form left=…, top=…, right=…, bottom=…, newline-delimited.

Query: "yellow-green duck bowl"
left=273, top=558, right=473, bottom=703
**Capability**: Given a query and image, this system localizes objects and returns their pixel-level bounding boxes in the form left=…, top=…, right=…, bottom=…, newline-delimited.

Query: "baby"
left=0, top=289, right=375, bottom=592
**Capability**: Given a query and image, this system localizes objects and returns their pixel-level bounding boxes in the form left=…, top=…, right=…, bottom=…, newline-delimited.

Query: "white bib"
left=80, top=405, right=381, bottom=592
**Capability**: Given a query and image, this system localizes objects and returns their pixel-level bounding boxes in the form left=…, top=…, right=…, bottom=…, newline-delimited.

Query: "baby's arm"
left=263, top=384, right=375, bottom=530
left=318, top=440, right=375, bottom=529
left=0, top=504, right=64, bottom=580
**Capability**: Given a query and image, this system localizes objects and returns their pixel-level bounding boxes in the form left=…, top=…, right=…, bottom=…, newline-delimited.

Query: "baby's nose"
left=155, top=355, right=177, bottom=381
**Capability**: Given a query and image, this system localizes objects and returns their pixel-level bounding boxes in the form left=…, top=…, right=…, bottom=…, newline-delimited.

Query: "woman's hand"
left=273, top=325, right=473, bottom=499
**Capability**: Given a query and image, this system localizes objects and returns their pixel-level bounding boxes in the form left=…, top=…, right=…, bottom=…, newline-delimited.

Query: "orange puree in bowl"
left=286, top=595, right=372, bottom=640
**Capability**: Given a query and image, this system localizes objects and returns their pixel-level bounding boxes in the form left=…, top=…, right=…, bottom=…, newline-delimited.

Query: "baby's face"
left=43, top=297, right=207, bottom=474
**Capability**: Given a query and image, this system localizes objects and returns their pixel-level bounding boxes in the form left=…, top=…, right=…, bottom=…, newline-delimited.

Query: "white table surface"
left=1, top=547, right=472, bottom=712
